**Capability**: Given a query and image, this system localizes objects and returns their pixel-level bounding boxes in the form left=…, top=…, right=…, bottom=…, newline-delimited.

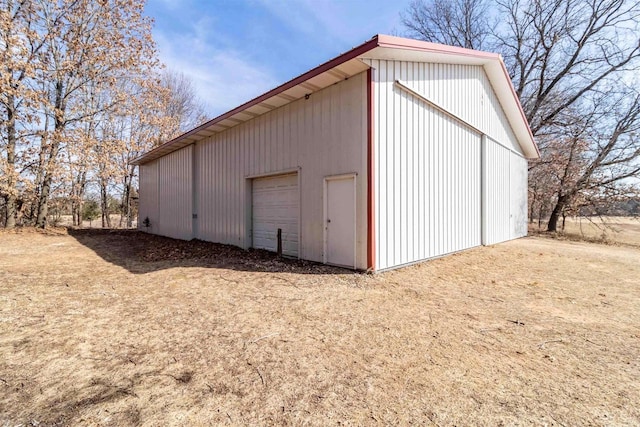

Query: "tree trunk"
left=72, top=169, right=87, bottom=227
left=538, top=203, right=545, bottom=229
left=35, top=156, right=55, bottom=228
left=120, top=174, right=130, bottom=228
left=529, top=191, right=537, bottom=224
left=126, top=166, right=135, bottom=228
left=4, top=94, right=17, bottom=228
left=36, top=81, right=65, bottom=228
left=35, top=136, right=61, bottom=228
left=71, top=192, right=80, bottom=226
left=547, top=195, right=570, bottom=232
left=529, top=206, right=535, bottom=224
left=30, top=127, right=48, bottom=224
left=100, top=180, right=111, bottom=228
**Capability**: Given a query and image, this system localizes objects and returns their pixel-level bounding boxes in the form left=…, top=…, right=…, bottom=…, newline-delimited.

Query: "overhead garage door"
left=252, top=173, right=299, bottom=257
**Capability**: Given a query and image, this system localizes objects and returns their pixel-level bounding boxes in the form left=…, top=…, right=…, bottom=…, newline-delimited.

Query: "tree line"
left=0, top=0, right=207, bottom=229
left=403, top=0, right=640, bottom=231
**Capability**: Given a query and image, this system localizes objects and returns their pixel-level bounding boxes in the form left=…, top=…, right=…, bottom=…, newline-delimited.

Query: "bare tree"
left=1, top=0, right=208, bottom=230
left=160, top=69, right=209, bottom=134
left=496, top=0, right=640, bottom=134
left=402, top=0, right=640, bottom=231
left=401, top=0, right=492, bottom=49
left=0, top=0, right=47, bottom=228
left=33, top=0, right=157, bottom=228
left=545, top=91, right=640, bottom=231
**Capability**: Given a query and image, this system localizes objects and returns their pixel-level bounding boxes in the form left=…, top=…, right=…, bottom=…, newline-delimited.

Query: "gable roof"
left=132, top=34, right=539, bottom=165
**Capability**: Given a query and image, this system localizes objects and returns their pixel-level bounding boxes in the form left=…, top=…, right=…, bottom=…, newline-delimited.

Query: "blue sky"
left=145, top=0, right=410, bottom=117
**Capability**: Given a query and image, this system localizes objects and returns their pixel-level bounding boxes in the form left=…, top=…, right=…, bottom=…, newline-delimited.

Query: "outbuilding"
left=133, top=35, right=539, bottom=271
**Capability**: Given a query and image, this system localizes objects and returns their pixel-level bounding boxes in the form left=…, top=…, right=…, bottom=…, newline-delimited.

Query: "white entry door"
left=252, top=173, right=299, bottom=256
left=324, top=175, right=356, bottom=268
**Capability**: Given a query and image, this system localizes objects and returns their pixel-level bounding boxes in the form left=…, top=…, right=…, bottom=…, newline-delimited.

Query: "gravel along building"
left=132, top=34, right=539, bottom=271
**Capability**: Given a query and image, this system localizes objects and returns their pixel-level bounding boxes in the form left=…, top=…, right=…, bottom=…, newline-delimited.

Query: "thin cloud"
left=153, top=20, right=279, bottom=118
left=254, top=0, right=407, bottom=47
left=148, top=0, right=410, bottom=118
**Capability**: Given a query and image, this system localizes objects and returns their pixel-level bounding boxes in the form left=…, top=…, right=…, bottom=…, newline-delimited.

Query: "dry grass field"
left=1, top=223, right=639, bottom=426
left=531, top=216, right=640, bottom=248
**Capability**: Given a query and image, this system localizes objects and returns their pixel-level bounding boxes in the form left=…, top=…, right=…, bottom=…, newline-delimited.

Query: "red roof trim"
left=132, top=36, right=381, bottom=165
left=376, top=34, right=501, bottom=60
left=377, top=34, right=538, bottom=158
left=497, top=60, right=540, bottom=157
left=133, top=34, right=539, bottom=164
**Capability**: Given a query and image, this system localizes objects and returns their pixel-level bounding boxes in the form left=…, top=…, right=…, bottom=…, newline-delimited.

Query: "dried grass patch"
left=1, top=231, right=639, bottom=426
left=530, top=216, right=640, bottom=248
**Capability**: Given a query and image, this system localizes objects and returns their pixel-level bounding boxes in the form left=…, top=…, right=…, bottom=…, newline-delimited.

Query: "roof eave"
left=131, top=35, right=382, bottom=165
left=132, top=34, right=540, bottom=165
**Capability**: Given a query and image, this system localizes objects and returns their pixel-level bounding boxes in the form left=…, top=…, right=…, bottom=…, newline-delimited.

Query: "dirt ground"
left=1, top=226, right=639, bottom=426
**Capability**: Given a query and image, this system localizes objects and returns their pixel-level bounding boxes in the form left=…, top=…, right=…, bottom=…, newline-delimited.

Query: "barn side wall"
left=138, top=161, right=158, bottom=233
left=365, top=59, right=528, bottom=270
left=138, top=145, right=193, bottom=240
left=138, top=72, right=368, bottom=269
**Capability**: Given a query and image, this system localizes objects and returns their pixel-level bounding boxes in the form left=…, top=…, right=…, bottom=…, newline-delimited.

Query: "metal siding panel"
left=393, top=60, right=401, bottom=266
left=192, top=72, right=368, bottom=268
left=510, top=152, right=528, bottom=238
left=416, top=61, right=424, bottom=260
left=155, top=145, right=192, bottom=240
left=375, top=60, right=386, bottom=269
left=400, top=61, right=408, bottom=265
left=138, top=162, right=159, bottom=233
left=373, top=60, right=484, bottom=270
left=485, top=139, right=511, bottom=244
left=388, top=62, right=523, bottom=156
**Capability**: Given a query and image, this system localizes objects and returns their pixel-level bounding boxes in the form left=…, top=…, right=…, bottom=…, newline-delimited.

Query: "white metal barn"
left=133, top=35, right=539, bottom=272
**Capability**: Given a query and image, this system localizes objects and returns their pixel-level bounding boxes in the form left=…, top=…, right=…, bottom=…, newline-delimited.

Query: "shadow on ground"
left=67, top=228, right=355, bottom=275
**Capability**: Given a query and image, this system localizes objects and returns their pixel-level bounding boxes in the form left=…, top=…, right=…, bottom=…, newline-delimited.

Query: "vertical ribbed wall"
left=195, top=72, right=368, bottom=269
left=485, top=140, right=511, bottom=244
left=363, top=60, right=523, bottom=156
left=156, top=145, right=192, bottom=240
left=367, top=59, right=528, bottom=270
left=484, top=141, right=529, bottom=244
left=138, top=161, right=159, bottom=233
left=370, top=59, right=482, bottom=270
left=510, top=152, right=528, bottom=239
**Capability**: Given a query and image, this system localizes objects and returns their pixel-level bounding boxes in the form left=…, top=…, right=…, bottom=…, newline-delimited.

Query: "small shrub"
left=82, top=200, right=101, bottom=227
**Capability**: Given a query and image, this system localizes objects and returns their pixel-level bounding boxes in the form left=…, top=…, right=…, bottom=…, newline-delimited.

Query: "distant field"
left=1, top=228, right=639, bottom=425
left=531, top=216, right=640, bottom=247
left=53, top=214, right=137, bottom=229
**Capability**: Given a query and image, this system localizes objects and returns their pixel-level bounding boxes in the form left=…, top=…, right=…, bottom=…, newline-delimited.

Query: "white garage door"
left=252, top=173, right=299, bottom=257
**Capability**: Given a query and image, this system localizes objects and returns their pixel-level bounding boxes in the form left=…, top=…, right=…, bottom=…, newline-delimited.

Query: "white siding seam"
left=395, top=79, right=485, bottom=136
left=486, top=135, right=527, bottom=160
left=192, top=142, right=198, bottom=240
left=395, top=79, right=527, bottom=160
left=481, top=135, right=488, bottom=246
